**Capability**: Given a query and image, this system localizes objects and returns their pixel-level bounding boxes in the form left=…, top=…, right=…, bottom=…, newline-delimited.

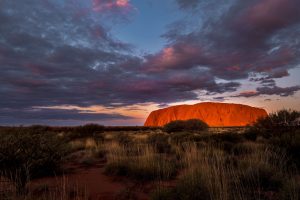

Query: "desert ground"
left=0, top=110, right=300, bottom=200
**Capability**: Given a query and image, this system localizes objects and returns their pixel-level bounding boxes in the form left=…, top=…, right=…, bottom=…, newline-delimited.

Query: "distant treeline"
left=0, top=124, right=250, bottom=133
left=0, top=124, right=162, bottom=133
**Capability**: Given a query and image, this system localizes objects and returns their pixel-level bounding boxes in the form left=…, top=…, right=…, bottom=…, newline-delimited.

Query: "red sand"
left=30, top=161, right=150, bottom=200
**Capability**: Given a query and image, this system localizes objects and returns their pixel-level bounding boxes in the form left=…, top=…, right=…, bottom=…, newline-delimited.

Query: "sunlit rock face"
left=144, top=102, right=268, bottom=127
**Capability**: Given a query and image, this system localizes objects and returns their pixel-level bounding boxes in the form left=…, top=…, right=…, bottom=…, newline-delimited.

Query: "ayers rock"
left=144, top=102, right=268, bottom=127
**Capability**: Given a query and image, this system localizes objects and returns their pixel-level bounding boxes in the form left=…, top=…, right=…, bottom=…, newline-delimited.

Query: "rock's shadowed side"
left=144, top=102, right=268, bottom=127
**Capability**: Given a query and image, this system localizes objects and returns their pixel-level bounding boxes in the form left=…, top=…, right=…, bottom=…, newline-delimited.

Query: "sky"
left=0, top=0, right=300, bottom=126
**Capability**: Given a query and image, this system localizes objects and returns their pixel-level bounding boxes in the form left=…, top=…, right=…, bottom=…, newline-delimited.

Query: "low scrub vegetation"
left=164, top=119, right=208, bottom=133
left=104, top=142, right=177, bottom=181
left=246, top=109, right=300, bottom=167
left=151, top=144, right=299, bottom=200
left=0, top=109, right=299, bottom=199
left=0, top=128, right=69, bottom=194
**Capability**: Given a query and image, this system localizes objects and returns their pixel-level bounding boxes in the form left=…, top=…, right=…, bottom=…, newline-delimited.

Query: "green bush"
left=164, top=119, right=208, bottom=133
left=0, top=130, right=68, bottom=194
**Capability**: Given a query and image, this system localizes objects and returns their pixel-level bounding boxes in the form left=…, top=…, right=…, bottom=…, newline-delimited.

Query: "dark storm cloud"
left=0, top=0, right=242, bottom=124
left=1, top=0, right=299, bottom=125
left=0, top=108, right=131, bottom=121
left=168, top=0, right=300, bottom=84
left=257, top=86, right=300, bottom=97
left=233, top=86, right=300, bottom=98
left=0, top=108, right=131, bottom=126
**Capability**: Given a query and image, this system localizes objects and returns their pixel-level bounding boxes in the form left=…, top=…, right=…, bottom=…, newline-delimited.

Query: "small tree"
left=253, top=109, right=300, bottom=136
left=164, top=119, right=208, bottom=133
left=251, top=109, right=300, bottom=167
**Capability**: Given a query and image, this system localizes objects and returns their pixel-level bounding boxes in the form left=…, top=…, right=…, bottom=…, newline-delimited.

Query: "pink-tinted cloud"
left=233, top=0, right=300, bottom=45
left=144, top=44, right=203, bottom=72
left=235, top=90, right=259, bottom=98
left=226, top=65, right=241, bottom=72
left=158, top=0, right=300, bottom=83
left=92, top=0, right=131, bottom=12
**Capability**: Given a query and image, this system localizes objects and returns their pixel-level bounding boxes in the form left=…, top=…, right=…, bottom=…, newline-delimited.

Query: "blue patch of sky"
left=110, top=0, right=185, bottom=54
left=276, top=67, right=300, bottom=87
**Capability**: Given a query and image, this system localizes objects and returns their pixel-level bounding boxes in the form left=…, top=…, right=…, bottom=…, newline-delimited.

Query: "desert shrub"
left=104, top=144, right=177, bottom=181
left=92, top=147, right=106, bottom=159
left=116, top=134, right=132, bottom=145
left=219, top=141, right=236, bottom=154
left=210, top=132, right=243, bottom=143
left=170, top=132, right=210, bottom=145
left=170, top=132, right=192, bottom=144
left=232, top=147, right=296, bottom=199
left=239, top=163, right=284, bottom=196
left=250, top=109, right=300, bottom=168
left=279, top=178, right=300, bottom=200
left=132, top=156, right=176, bottom=180
left=67, top=124, right=104, bottom=140
left=253, top=109, right=300, bottom=136
left=0, top=130, right=69, bottom=194
left=76, top=124, right=104, bottom=135
left=147, top=134, right=171, bottom=153
left=164, top=119, right=208, bottom=133
left=163, top=120, right=185, bottom=133
left=269, top=130, right=300, bottom=168
left=105, top=155, right=177, bottom=181
left=183, top=119, right=209, bottom=131
left=69, top=139, right=86, bottom=152
left=208, top=133, right=243, bottom=154
left=231, top=142, right=254, bottom=156
left=243, top=128, right=258, bottom=141
left=161, top=141, right=297, bottom=200
left=104, top=126, right=161, bottom=132
left=79, top=150, right=98, bottom=166
left=175, top=145, right=233, bottom=200
left=174, top=170, right=210, bottom=200
left=25, top=125, right=52, bottom=133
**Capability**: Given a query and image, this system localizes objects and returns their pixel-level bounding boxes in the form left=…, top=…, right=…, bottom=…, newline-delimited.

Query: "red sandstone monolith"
left=144, top=102, right=268, bottom=127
